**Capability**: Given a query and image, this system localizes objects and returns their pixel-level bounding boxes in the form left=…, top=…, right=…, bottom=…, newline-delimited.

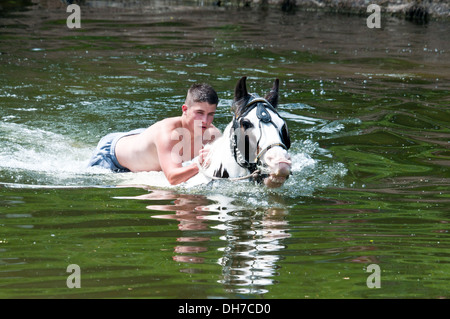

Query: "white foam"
left=0, top=122, right=105, bottom=185
left=0, top=122, right=91, bottom=173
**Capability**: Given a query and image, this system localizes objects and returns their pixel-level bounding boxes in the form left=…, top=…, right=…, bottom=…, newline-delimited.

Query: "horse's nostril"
left=275, top=162, right=291, bottom=176
left=267, top=157, right=291, bottom=167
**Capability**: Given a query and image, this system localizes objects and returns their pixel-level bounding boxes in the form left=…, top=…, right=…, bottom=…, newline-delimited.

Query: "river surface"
left=0, top=1, right=449, bottom=298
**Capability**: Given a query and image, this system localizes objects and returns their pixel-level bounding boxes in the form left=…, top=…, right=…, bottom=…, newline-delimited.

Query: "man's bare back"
left=115, top=116, right=220, bottom=173
left=115, top=118, right=177, bottom=172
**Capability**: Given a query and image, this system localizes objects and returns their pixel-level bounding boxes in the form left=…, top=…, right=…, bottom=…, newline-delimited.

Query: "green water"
left=0, top=1, right=449, bottom=299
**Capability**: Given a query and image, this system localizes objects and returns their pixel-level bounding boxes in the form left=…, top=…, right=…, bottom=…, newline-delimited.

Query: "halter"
left=230, top=96, right=290, bottom=177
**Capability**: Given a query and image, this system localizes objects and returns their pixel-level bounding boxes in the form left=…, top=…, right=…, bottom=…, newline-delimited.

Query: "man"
left=88, top=83, right=221, bottom=185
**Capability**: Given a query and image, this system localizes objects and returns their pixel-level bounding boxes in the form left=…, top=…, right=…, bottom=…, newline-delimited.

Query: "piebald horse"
left=188, top=76, right=292, bottom=188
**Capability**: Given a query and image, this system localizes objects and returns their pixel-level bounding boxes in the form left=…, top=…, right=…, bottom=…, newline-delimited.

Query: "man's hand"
left=198, top=147, right=210, bottom=167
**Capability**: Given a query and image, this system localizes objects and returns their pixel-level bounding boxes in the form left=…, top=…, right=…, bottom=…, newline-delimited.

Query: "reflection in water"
left=215, top=207, right=290, bottom=294
left=118, top=188, right=290, bottom=295
left=117, top=189, right=212, bottom=264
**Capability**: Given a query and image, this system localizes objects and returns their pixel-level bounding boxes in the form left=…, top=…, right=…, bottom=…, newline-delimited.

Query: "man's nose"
left=199, top=114, right=207, bottom=123
left=195, top=118, right=206, bottom=127
left=202, top=114, right=213, bottom=126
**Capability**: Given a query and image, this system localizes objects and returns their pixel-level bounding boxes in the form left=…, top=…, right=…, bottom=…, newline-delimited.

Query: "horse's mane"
left=232, top=96, right=251, bottom=118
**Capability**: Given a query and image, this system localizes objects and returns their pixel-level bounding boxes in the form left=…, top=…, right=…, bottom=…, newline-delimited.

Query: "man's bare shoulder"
left=160, top=116, right=182, bottom=127
left=143, top=117, right=181, bottom=133
left=204, top=124, right=222, bottom=144
left=209, top=124, right=221, bottom=135
left=140, top=116, right=182, bottom=143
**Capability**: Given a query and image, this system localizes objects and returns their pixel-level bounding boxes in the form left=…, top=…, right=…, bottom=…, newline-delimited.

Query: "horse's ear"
left=232, top=76, right=250, bottom=114
left=265, top=78, right=279, bottom=108
left=234, top=76, right=248, bottom=101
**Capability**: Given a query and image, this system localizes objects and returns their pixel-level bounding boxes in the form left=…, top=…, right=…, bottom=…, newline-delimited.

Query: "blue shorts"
left=88, top=128, right=146, bottom=172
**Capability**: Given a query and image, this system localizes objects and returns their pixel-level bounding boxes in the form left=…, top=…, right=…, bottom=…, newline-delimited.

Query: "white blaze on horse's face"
left=244, top=106, right=292, bottom=188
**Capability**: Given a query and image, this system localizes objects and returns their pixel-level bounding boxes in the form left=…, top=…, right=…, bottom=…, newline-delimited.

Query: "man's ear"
left=182, top=104, right=188, bottom=113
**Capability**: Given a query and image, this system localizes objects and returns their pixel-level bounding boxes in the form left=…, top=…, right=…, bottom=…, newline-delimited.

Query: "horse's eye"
left=241, top=119, right=254, bottom=130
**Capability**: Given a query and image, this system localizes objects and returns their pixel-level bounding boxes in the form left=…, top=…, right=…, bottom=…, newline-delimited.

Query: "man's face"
left=183, top=101, right=217, bottom=134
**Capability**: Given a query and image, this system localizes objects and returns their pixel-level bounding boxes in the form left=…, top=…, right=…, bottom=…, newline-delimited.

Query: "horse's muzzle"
left=262, top=161, right=292, bottom=188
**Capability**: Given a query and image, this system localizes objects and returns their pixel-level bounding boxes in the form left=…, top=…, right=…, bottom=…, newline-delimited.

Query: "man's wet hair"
left=185, top=83, right=219, bottom=106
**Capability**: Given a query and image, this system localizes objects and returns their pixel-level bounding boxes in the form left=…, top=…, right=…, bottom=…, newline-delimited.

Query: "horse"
left=186, top=76, right=292, bottom=188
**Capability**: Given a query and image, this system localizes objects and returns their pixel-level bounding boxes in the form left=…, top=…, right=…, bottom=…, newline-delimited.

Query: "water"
left=0, top=1, right=449, bottom=298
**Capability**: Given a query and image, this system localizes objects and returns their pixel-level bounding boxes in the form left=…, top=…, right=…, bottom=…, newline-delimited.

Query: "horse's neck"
left=205, top=124, right=247, bottom=178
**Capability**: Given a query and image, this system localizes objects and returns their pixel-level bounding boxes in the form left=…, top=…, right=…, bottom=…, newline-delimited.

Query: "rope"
left=195, top=161, right=261, bottom=181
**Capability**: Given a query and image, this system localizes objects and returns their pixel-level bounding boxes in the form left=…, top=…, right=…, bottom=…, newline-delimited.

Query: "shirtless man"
left=88, top=83, right=221, bottom=185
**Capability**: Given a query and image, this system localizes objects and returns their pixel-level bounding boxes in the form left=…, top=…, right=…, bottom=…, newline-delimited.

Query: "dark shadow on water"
left=0, top=0, right=33, bottom=16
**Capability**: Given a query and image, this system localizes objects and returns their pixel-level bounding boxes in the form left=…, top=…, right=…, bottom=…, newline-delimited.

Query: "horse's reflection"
left=217, top=207, right=290, bottom=294
left=120, top=188, right=290, bottom=295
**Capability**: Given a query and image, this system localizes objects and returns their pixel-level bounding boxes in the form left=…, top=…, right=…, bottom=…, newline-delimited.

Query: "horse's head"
left=230, top=76, right=292, bottom=188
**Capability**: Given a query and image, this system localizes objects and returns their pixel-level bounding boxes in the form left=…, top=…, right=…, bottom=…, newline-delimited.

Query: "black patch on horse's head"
left=232, top=77, right=280, bottom=117
left=232, top=76, right=250, bottom=117
left=241, top=118, right=254, bottom=130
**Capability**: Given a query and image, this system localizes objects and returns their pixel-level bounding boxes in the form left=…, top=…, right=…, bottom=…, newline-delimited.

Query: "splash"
left=0, top=122, right=112, bottom=186
left=0, top=120, right=348, bottom=196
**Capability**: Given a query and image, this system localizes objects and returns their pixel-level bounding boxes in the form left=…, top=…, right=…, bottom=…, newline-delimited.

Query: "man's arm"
left=156, top=129, right=199, bottom=185
left=163, top=162, right=199, bottom=186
